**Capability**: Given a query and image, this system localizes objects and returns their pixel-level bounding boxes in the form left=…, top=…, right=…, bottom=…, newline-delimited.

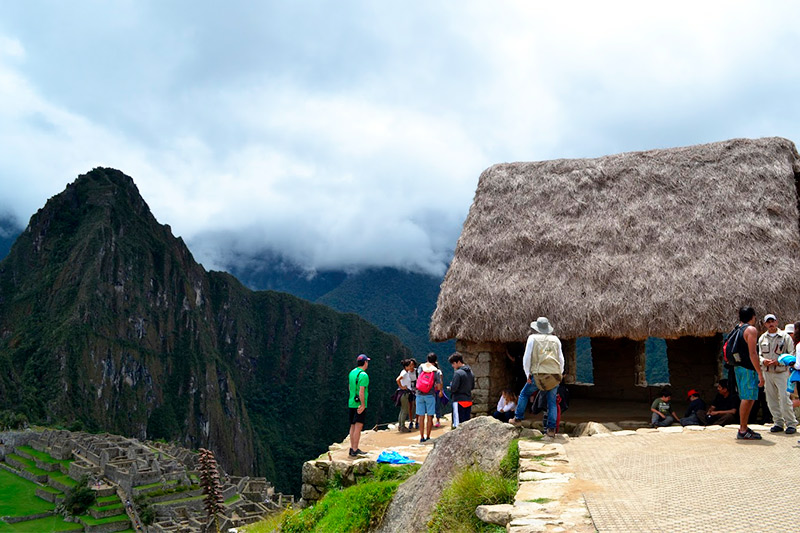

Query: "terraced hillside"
left=0, top=428, right=291, bottom=532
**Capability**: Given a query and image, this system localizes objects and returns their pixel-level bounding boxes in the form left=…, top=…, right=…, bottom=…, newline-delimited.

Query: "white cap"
left=764, top=313, right=777, bottom=322
left=786, top=324, right=795, bottom=334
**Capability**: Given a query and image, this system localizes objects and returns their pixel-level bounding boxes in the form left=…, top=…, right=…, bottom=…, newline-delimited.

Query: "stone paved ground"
left=565, top=424, right=800, bottom=532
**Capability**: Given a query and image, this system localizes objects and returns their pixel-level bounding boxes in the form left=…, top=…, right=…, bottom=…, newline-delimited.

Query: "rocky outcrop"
left=300, top=456, right=375, bottom=505
left=376, top=416, right=519, bottom=533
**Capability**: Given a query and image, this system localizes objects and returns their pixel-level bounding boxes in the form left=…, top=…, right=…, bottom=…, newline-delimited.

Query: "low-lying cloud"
left=1, top=2, right=799, bottom=275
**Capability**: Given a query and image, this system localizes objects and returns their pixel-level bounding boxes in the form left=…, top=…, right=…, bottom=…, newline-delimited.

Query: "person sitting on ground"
left=492, top=389, right=518, bottom=423
left=705, top=379, right=739, bottom=426
left=680, top=389, right=707, bottom=426
left=650, top=387, right=679, bottom=427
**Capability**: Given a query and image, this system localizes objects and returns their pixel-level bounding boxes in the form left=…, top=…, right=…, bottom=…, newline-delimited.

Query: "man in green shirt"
left=348, top=354, right=370, bottom=457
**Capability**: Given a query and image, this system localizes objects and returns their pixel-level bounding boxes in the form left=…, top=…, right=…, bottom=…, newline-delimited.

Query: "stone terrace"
left=0, top=429, right=291, bottom=532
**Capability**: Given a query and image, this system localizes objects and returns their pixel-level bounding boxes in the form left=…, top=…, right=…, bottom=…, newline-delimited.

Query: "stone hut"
left=430, top=137, right=800, bottom=413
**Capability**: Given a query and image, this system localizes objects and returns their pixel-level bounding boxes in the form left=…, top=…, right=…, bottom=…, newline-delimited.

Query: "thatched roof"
left=431, top=137, right=800, bottom=342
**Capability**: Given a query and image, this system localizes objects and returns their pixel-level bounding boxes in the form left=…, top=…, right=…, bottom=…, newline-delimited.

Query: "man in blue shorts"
left=734, top=306, right=765, bottom=440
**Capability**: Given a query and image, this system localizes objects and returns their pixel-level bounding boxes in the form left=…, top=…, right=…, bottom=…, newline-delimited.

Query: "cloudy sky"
left=1, top=2, right=799, bottom=275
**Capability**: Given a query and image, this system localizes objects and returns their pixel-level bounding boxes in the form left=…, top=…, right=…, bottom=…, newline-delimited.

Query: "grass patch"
left=15, top=446, right=71, bottom=468
left=242, top=510, right=291, bottom=532
left=527, top=497, right=553, bottom=504
left=282, top=480, right=399, bottom=533
left=427, top=469, right=517, bottom=533
left=499, top=439, right=519, bottom=479
left=89, top=502, right=123, bottom=512
left=6, top=454, right=50, bottom=477
left=77, top=513, right=130, bottom=526
left=224, top=494, right=240, bottom=505
left=96, top=495, right=120, bottom=504
left=152, top=494, right=204, bottom=506
left=0, top=467, right=54, bottom=517
left=0, top=515, right=82, bottom=532
left=369, top=463, right=420, bottom=482
left=134, top=479, right=180, bottom=490
left=47, top=472, right=77, bottom=488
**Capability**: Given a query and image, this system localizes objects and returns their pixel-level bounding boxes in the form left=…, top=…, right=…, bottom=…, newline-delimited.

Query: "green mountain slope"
left=0, top=168, right=409, bottom=494
left=0, top=216, right=21, bottom=260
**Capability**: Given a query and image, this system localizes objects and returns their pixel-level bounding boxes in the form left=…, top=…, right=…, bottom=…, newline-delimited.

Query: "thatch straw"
left=430, top=137, right=800, bottom=342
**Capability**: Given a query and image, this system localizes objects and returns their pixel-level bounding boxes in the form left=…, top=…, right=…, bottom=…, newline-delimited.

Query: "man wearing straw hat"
left=510, top=317, right=564, bottom=437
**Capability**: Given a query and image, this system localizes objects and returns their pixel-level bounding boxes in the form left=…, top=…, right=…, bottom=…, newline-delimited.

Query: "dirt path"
left=330, top=418, right=453, bottom=463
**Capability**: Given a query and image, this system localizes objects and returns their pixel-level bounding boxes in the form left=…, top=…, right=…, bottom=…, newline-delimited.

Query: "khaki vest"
left=531, top=334, right=562, bottom=375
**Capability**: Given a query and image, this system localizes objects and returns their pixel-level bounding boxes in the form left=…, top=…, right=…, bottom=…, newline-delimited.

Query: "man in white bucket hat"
left=510, top=317, right=564, bottom=437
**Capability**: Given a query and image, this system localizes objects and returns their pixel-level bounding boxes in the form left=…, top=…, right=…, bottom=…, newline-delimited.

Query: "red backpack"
left=416, top=369, right=436, bottom=394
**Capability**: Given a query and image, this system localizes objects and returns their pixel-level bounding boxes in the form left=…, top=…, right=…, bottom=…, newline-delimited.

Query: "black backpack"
left=722, top=324, right=754, bottom=370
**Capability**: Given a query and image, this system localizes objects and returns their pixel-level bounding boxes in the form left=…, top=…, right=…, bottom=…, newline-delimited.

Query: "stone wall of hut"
left=456, top=335, right=723, bottom=417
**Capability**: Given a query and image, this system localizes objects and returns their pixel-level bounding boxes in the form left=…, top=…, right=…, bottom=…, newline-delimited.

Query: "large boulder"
left=376, top=416, right=519, bottom=533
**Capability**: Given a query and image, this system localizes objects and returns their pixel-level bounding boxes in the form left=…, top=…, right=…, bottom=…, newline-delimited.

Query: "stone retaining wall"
left=35, top=487, right=63, bottom=503
left=300, top=456, right=375, bottom=505
left=147, top=488, right=203, bottom=503
left=84, top=517, right=131, bottom=533
left=0, top=430, right=36, bottom=449
left=1, top=511, right=54, bottom=524
left=3, top=458, right=48, bottom=484
left=90, top=504, right=125, bottom=519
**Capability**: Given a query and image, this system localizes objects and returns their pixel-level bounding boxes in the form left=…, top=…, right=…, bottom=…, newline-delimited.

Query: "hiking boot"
left=354, top=448, right=367, bottom=455
left=736, top=429, right=763, bottom=440
left=348, top=448, right=358, bottom=457
left=510, top=418, right=523, bottom=426
left=769, top=425, right=784, bottom=433
left=546, top=428, right=556, bottom=438
left=786, top=427, right=797, bottom=435
left=399, top=426, right=411, bottom=433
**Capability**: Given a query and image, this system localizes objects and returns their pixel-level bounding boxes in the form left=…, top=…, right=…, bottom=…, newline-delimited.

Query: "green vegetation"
left=0, top=515, right=82, bottom=532
left=76, top=513, right=130, bottom=526
left=277, top=462, right=419, bottom=533
left=134, top=478, right=180, bottom=491
left=88, top=502, right=123, bottom=512
left=48, top=472, right=77, bottom=488
left=6, top=454, right=50, bottom=477
left=0, top=467, right=53, bottom=517
left=371, top=463, right=421, bottom=481
left=528, top=497, right=552, bottom=504
left=499, top=439, right=519, bottom=479
left=427, top=469, right=516, bottom=533
left=96, top=495, right=120, bottom=504
left=133, top=494, right=155, bottom=526
left=152, top=494, right=204, bottom=505
left=58, top=476, right=96, bottom=516
left=0, top=410, right=28, bottom=431
left=15, top=445, right=72, bottom=468
left=428, top=439, right=519, bottom=533
left=282, top=481, right=398, bottom=533
left=242, top=510, right=291, bottom=533
left=0, top=167, right=413, bottom=495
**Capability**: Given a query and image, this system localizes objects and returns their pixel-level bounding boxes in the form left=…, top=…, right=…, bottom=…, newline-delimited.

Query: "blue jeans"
left=514, top=380, right=558, bottom=429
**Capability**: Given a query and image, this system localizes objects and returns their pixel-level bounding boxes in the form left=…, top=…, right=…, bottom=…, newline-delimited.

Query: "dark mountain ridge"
left=0, top=168, right=409, bottom=494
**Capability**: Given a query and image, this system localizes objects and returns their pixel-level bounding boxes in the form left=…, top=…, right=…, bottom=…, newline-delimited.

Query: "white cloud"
left=1, top=2, right=800, bottom=275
